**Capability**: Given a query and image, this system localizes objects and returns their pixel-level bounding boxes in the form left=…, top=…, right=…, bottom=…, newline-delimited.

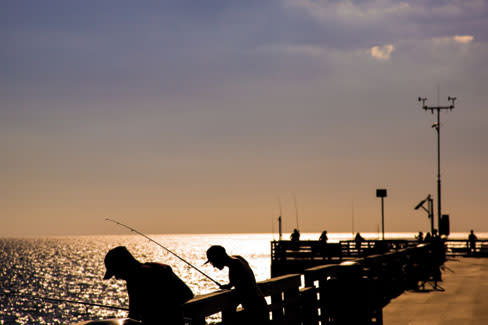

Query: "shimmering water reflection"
left=2, top=232, right=475, bottom=324
left=1, top=234, right=278, bottom=324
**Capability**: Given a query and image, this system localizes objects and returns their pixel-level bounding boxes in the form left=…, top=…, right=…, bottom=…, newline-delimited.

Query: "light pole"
left=376, top=189, right=387, bottom=240
left=418, top=96, right=456, bottom=231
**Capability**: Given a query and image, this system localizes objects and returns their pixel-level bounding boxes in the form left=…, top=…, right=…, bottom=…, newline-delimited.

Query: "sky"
left=2, top=0, right=487, bottom=236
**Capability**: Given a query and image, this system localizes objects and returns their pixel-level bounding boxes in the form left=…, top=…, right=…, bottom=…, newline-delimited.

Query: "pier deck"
left=383, top=257, right=488, bottom=324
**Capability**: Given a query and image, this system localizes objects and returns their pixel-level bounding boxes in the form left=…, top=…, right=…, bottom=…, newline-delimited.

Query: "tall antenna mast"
left=351, top=200, right=355, bottom=237
left=293, top=194, right=299, bottom=230
left=418, top=95, right=456, bottom=232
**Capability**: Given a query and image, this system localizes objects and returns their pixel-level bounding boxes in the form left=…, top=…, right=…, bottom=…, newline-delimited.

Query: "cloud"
left=432, top=35, right=475, bottom=46
left=257, top=44, right=328, bottom=57
left=370, top=44, right=395, bottom=60
left=453, top=35, right=474, bottom=43
left=286, top=0, right=411, bottom=21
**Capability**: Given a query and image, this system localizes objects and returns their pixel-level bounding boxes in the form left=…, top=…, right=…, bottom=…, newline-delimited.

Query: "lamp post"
left=376, top=189, right=387, bottom=240
left=418, top=96, right=456, bottom=230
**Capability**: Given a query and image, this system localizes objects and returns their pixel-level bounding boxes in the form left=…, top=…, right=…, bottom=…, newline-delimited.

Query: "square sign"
left=376, top=189, right=387, bottom=198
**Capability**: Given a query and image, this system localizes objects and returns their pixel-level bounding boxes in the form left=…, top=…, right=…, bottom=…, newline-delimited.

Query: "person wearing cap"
left=103, top=246, right=194, bottom=324
left=205, top=245, right=268, bottom=323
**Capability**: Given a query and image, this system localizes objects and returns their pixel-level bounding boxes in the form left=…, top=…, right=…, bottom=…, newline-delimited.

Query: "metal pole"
left=278, top=216, right=282, bottom=240
left=436, top=109, right=441, bottom=232
left=418, top=96, right=456, bottom=233
left=381, top=197, right=385, bottom=240
left=429, top=197, right=434, bottom=234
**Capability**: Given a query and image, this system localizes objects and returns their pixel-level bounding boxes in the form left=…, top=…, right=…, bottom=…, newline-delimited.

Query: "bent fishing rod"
left=105, top=218, right=221, bottom=287
left=1, top=290, right=128, bottom=311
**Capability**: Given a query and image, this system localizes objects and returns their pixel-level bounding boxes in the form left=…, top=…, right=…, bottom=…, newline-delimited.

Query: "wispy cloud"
left=432, top=35, right=475, bottom=45
left=286, top=0, right=411, bottom=21
left=257, top=44, right=327, bottom=57
left=370, top=44, right=395, bottom=60
left=453, top=35, right=474, bottom=43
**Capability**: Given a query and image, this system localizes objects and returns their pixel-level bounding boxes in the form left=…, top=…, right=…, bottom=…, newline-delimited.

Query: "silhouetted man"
left=319, top=230, right=328, bottom=243
left=468, top=230, right=477, bottom=255
left=355, top=232, right=364, bottom=255
left=290, top=229, right=300, bottom=241
left=205, top=245, right=268, bottom=324
left=103, top=246, right=194, bottom=324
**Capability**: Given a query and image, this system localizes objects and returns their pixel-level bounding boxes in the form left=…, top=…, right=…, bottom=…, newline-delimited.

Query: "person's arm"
left=127, top=281, right=141, bottom=320
left=219, top=283, right=232, bottom=290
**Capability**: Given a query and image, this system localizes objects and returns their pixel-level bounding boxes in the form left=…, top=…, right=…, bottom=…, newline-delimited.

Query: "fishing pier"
left=182, top=239, right=448, bottom=324
left=74, top=237, right=488, bottom=325
left=270, top=238, right=488, bottom=277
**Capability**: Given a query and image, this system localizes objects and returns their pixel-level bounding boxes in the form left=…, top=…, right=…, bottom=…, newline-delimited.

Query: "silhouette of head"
left=104, top=246, right=139, bottom=280
left=205, top=245, right=228, bottom=270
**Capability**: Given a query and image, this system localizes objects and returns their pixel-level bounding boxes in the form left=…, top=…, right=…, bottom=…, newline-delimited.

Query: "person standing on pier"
left=319, top=230, right=328, bottom=243
left=290, top=228, right=300, bottom=241
left=468, top=230, right=478, bottom=255
left=205, top=245, right=269, bottom=324
left=416, top=232, right=424, bottom=243
left=355, top=232, right=365, bottom=256
left=103, top=246, right=194, bottom=325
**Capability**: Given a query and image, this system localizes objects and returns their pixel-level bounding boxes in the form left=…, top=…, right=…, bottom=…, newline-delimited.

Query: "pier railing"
left=183, top=274, right=302, bottom=324
left=444, top=239, right=488, bottom=256
left=271, top=240, right=418, bottom=277
left=184, top=242, right=444, bottom=324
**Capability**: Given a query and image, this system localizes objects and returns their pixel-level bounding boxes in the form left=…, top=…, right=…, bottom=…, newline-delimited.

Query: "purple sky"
left=2, top=0, right=487, bottom=236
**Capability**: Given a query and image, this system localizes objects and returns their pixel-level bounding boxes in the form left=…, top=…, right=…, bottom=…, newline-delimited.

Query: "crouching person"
left=104, top=246, right=194, bottom=324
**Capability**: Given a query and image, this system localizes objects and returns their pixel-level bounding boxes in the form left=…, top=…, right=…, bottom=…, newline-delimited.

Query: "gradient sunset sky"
left=2, top=1, right=487, bottom=236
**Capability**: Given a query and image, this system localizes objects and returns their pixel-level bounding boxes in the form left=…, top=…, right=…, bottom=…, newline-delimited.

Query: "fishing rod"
left=293, top=193, right=300, bottom=231
left=105, top=218, right=222, bottom=287
left=1, top=290, right=128, bottom=311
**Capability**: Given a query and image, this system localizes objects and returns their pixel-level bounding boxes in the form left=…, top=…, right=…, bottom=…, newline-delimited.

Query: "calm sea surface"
left=0, top=232, right=481, bottom=324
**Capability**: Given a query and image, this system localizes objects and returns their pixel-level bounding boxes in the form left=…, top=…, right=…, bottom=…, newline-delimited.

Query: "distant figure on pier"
left=355, top=232, right=365, bottom=255
left=290, top=228, right=301, bottom=242
left=319, top=230, right=328, bottom=243
left=103, top=246, right=194, bottom=325
left=468, top=230, right=478, bottom=255
left=416, top=232, right=424, bottom=243
left=432, top=229, right=439, bottom=238
left=205, top=245, right=269, bottom=323
left=424, top=232, right=432, bottom=242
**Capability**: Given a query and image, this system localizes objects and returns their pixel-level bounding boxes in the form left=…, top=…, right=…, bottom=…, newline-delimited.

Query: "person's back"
left=205, top=245, right=268, bottom=323
left=127, top=262, right=194, bottom=324
left=228, top=256, right=261, bottom=300
left=103, top=246, right=194, bottom=325
left=228, top=255, right=268, bottom=322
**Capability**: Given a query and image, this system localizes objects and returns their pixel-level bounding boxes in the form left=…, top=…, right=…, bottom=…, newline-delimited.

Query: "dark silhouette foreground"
left=205, top=245, right=269, bottom=324
left=104, top=246, right=193, bottom=325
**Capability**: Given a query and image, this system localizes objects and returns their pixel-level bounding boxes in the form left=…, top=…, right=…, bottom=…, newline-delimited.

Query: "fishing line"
left=1, top=290, right=128, bottom=311
left=105, top=218, right=222, bottom=287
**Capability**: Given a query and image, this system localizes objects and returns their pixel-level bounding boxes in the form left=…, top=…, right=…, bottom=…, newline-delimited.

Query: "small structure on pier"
left=271, top=239, right=416, bottom=277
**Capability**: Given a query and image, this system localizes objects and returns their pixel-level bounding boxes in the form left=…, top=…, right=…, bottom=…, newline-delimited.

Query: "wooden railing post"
left=270, top=291, right=284, bottom=323
left=299, top=287, right=318, bottom=325
left=284, top=286, right=300, bottom=324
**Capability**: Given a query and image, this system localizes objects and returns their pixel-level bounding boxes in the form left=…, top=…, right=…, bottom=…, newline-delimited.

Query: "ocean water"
left=0, top=232, right=480, bottom=324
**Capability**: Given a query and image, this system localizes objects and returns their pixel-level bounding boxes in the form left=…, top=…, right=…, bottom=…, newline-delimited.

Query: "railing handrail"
left=183, top=242, right=446, bottom=324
